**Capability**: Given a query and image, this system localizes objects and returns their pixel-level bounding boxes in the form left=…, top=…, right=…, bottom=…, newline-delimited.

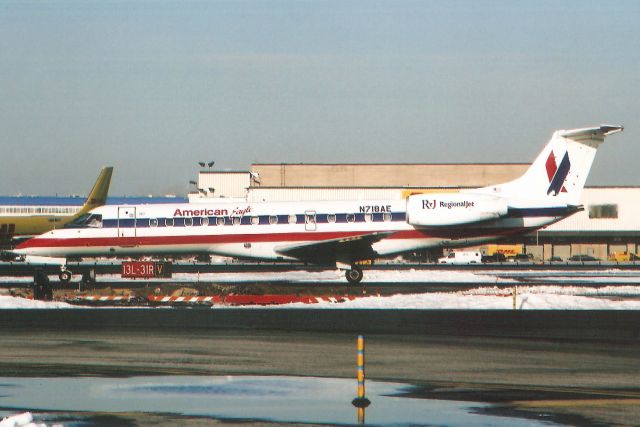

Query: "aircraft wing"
left=275, top=231, right=394, bottom=263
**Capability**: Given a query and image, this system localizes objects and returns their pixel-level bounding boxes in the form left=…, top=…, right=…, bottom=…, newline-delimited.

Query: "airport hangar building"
left=191, top=163, right=640, bottom=262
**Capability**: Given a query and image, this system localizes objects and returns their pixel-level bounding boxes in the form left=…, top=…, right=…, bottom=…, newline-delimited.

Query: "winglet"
left=77, top=166, right=113, bottom=214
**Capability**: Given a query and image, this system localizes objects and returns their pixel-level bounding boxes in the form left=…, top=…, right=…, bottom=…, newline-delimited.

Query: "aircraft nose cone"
left=12, top=247, right=27, bottom=256
left=13, top=239, right=36, bottom=255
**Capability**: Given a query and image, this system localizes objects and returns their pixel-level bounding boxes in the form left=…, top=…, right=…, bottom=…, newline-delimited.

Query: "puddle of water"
left=0, top=375, right=559, bottom=426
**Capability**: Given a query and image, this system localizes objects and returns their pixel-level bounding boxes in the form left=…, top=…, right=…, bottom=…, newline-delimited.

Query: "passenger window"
left=251, top=216, right=260, bottom=225
left=327, top=214, right=336, bottom=223
left=383, top=213, right=392, bottom=222
left=364, top=213, right=372, bottom=222
left=150, top=218, right=158, bottom=228
left=269, top=215, right=278, bottom=225
left=201, top=217, right=209, bottom=226
left=165, top=218, right=174, bottom=227
left=346, top=214, right=355, bottom=223
left=232, top=217, right=241, bottom=226
left=184, top=217, right=193, bottom=227
left=216, top=217, right=225, bottom=226
left=288, top=214, right=297, bottom=224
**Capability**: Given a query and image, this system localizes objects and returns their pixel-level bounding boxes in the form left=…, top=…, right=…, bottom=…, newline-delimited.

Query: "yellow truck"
left=608, top=251, right=640, bottom=262
left=484, top=244, right=523, bottom=257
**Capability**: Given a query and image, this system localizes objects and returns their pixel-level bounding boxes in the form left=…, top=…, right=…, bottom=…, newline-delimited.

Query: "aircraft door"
left=305, top=210, right=316, bottom=231
left=117, top=207, right=137, bottom=238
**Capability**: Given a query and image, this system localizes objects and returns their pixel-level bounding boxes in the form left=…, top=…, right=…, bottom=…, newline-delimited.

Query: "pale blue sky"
left=1, top=0, right=638, bottom=196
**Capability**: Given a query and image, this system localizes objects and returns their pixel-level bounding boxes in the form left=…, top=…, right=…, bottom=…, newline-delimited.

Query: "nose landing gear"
left=58, top=269, right=72, bottom=283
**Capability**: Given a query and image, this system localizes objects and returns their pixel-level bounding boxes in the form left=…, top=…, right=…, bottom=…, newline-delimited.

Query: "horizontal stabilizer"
left=560, top=125, right=623, bottom=139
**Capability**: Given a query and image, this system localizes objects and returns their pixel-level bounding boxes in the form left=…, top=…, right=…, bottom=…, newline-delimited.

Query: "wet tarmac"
left=0, top=375, right=560, bottom=426
left=0, top=309, right=639, bottom=426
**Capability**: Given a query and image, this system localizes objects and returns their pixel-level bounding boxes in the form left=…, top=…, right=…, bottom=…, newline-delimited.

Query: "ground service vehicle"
left=482, top=253, right=507, bottom=263
left=512, top=253, right=534, bottom=263
left=608, top=251, right=640, bottom=262
left=439, top=251, right=482, bottom=264
left=569, top=254, right=599, bottom=262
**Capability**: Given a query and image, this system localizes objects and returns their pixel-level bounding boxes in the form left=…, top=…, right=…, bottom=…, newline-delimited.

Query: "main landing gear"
left=345, top=266, right=364, bottom=284
left=58, top=267, right=96, bottom=291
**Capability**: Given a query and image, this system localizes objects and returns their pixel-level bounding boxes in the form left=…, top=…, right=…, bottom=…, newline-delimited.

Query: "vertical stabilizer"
left=77, top=167, right=113, bottom=215
left=486, top=125, right=622, bottom=205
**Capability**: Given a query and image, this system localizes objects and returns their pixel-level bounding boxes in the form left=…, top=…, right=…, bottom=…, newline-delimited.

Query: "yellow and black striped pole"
left=352, top=334, right=371, bottom=423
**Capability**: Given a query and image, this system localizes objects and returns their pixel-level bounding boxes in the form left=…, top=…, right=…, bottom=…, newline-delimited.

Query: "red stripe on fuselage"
left=17, top=226, right=533, bottom=250
left=17, top=231, right=396, bottom=249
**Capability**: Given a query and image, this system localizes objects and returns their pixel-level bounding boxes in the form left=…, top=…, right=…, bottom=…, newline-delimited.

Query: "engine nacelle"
left=406, top=193, right=509, bottom=227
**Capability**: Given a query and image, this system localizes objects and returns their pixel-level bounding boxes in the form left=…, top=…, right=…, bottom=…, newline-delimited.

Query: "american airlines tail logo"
left=545, top=151, right=570, bottom=196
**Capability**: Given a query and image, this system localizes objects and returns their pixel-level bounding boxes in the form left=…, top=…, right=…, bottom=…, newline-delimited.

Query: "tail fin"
left=77, top=166, right=113, bottom=215
left=487, top=125, right=622, bottom=205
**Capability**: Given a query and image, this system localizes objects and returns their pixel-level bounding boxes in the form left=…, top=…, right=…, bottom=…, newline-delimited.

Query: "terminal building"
left=0, top=196, right=187, bottom=217
left=190, top=163, right=640, bottom=262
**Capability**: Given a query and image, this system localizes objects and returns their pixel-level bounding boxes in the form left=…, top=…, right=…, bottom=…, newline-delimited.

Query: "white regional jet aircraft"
left=15, top=125, right=622, bottom=283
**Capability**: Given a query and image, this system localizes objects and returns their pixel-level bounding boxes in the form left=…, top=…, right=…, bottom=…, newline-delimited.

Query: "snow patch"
left=280, top=286, right=640, bottom=310
left=0, top=296, right=76, bottom=309
left=0, top=412, right=50, bottom=427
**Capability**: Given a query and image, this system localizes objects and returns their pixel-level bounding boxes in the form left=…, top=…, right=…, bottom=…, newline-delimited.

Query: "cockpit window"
left=65, top=213, right=103, bottom=228
left=66, top=214, right=90, bottom=228
left=86, top=214, right=103, bottom=228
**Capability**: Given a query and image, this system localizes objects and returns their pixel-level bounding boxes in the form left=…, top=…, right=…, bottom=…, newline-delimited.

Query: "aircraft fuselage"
left=15, top=198, right=565, bottom=260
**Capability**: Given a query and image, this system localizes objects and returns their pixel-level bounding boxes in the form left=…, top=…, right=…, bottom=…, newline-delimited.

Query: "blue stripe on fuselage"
left=100, top=211, right=408, bottom=229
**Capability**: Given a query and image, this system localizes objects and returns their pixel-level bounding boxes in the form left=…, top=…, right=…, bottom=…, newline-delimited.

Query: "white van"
left=438, top=251, right=482, bottom=264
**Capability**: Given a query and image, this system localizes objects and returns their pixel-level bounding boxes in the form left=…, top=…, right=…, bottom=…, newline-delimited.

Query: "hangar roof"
left=251, top=163, right=530, bottom=188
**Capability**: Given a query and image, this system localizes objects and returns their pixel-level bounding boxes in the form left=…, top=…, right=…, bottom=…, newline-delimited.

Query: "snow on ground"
left=124, top=268, right=513, bottom=285
left=0, top=296, right=76, bottom=309
left=1, top=285, right=640, bottom=310
left=358, top=269, right=515, bottom=283
left=5, top=267, right=640, bottom=285
left=2, top=268, right=640, bottom=309
left=0, top=268, right=516, bottom=285
left=0, top=412, right=49, bottom=427
left=281, top=287, right=640, bottom=310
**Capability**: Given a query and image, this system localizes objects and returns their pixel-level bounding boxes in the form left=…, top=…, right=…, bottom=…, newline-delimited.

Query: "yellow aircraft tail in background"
left=0, top=167, right=113, bottom=247
left=76, top=166, right=113, bottom=216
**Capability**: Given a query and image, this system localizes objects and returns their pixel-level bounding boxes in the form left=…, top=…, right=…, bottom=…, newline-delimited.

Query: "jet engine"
left=406, top=193, right=509, bottom=227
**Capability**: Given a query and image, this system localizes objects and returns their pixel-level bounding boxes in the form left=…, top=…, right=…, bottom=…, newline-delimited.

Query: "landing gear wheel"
left=59, top=270, right=72, bottom=283
left=345, top=267, right=363, bottom=284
